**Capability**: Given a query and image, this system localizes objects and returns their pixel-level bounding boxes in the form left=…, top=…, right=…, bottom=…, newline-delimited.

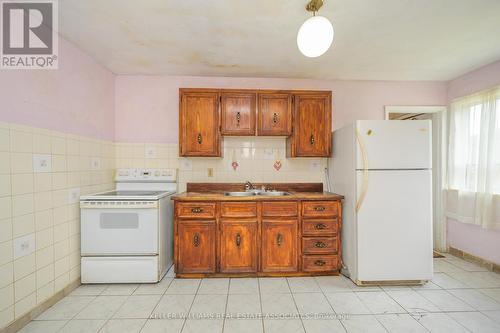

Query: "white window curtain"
left=446, top=87, right=500, bottom=230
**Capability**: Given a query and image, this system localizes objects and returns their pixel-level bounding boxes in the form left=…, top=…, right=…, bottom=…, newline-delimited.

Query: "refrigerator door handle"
left=356, top=128, right=369, bottom=213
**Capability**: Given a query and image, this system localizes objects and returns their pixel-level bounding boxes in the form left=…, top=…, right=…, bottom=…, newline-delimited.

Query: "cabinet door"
left=261, top=220, right=298, bottom=272
left=221, top=91, right=256, bottom=136
left=220, top=221, right=258, bottom=273
left=177, top=221, right=216, bottom=273
left=287, top=93, right=331, bottom=157
left=180, top=90, right=221, bottom=156
left=257, top=93, right=292, bottom=136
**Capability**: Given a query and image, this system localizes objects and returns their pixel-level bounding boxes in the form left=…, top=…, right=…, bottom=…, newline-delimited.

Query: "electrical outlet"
left=207, top=168, right=213, bottom=177
left=145, top=146, right=157, bottom=159
left=180, top=159, right=192, bottom=171
left=263, top=148, right=275, bottom=160
left=33, top=154, right=51, bottom=173
left=13, top=234, right=35, bottom=259
left=68, top=187, right=80, bottom=204
left=91, top=157, right=101, bottom=170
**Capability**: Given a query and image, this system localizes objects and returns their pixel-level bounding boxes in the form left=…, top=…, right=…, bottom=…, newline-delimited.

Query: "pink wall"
left=114, top=76, right=447, bottom=143
left=446, top=60, right=500, bottom=265
left=0, top=36, right=115, bottom=140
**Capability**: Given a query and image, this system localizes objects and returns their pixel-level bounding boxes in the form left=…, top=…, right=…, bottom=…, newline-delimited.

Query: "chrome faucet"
left=244, top=181, right=254, bottom=191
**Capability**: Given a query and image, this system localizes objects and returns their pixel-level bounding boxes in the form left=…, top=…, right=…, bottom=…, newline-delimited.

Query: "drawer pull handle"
left=235, top=233, right=241, bottom=247
left=314, top=223, right=327, bottom=230
left=276, top=233, right=283, bottom=246
left=191, top=208, right=204, bottom=213
left=315, top=260, right=326, bottom=266
left=272, top=112, right=278, bottom=125
left=314, top=206, right=326, bottom=211
left=236, top=111, right=241, bottom=126
left=197, top=133, right=202, bottom=144
left=315, top=241, right=327, bottom=248
left=193, top=233, right=200, bottom=247
left=310, top=134, right=315, bottom=145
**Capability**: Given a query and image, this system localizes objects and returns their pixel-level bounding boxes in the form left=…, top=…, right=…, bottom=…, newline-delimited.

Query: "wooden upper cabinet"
left=287, top=92, right=332, bottom=157
left=257, top=93, right=292, bottom=136
left=179, top=90, right=221, bottom=157
left=221, top=91, right=256, bottom=136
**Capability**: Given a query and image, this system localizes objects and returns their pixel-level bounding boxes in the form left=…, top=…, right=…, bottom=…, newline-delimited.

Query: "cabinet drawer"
left=220, top=202, right=257, bottom=218
left=302, top=237, right=337, bottom=254
left=262, top=202, right=298, bottom=217
left=176, top=202, right=216, bottom=218
left=302, top=255, right=338, bottom=272
left=302, top=219, right=338, bottom=236
left=302, top=201, right=338, bottom=218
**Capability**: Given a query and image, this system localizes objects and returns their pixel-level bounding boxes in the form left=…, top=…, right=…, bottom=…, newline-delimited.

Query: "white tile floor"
left=18, top=254, right=500, bottom=333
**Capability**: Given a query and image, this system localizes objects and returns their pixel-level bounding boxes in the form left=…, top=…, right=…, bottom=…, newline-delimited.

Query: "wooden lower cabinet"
left=174, top=199, right=341, bottom=277
left=261, top=220, right=298, bottom=272
left=177, top=221, right=216, bottom=273
left=220, top=221, right=258, bottom=273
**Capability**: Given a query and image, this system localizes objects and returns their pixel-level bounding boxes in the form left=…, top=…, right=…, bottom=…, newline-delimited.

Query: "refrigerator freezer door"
left=356, top=120, right=432, bottom=170
left=356, top=169, right=433, bottom=282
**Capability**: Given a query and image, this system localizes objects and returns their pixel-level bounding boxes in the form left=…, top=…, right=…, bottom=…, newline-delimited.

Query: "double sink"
left=224, top=189, right=291, bottom=197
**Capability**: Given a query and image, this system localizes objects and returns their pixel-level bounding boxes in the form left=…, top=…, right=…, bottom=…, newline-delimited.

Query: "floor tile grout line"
left=257, top=278, right=266, bottom=333
left=221, top=279, right=231, bottom=333
left=178, top=278, right=202, bottom=333
left=286, top=278, right=307, bottom=333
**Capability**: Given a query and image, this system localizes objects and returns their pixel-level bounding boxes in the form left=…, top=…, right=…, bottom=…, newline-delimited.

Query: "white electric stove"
left=80, top=168, right=177, bottom=283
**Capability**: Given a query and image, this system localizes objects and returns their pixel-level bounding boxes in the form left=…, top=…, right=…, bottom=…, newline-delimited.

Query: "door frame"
left=384, top=106, right=448, bottom=252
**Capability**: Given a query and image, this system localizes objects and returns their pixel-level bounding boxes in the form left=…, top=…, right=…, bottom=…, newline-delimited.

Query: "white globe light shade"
left=297, top=15, right=334, bottom=58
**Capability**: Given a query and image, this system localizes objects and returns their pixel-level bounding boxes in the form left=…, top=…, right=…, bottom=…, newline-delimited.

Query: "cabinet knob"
left=236, top=111, right=241, bottom=126
left=310, top=134, right=315, bottom=145
left=193, top=233, right=200, bottom=247
left=197, top=133, right=202, bottom=144
left=272, top=112, right=278, bottom=125
left=276, top=233, right=283, bottom=246
left=235, top=233, right=241, bottom=247
left=314, top=206, right=325, bottom=211
left=191, top=207, right=204, bottom=213
left=314, top=260, right=326, bottom=266
left=314, top=223, right=326, bottom=230
left=315, top=241, right=327, bottom=248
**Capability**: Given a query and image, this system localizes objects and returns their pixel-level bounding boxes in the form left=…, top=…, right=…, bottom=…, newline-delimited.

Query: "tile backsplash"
left=0, top=125, right=326, bottom=328
left=0, top=122, right=115, bottom=328
left=115, top=137, right=327, bottom=192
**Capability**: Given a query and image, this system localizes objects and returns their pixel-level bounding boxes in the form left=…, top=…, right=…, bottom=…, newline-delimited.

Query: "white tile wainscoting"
left=0, top=122, right=115, bottom=329
left=15, top=254, right=500, bottom=333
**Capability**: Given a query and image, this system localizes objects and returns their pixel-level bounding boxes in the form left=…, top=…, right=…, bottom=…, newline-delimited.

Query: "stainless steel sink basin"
left=259, top=191, right=291, bottom=196
left=224, top=191, right=256, bottom=196
left=224, top=191, right=291, bottom=197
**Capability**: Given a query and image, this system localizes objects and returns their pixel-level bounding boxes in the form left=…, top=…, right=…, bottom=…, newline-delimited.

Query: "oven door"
left=81, top=202, right=158, bottom=255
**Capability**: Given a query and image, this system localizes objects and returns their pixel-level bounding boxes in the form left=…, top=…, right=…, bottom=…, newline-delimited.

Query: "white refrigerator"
left=329, top=120, right=433, bottom=285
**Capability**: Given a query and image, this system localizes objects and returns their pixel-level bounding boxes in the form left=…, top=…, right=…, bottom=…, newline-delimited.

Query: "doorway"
left=385, top=106, right=448, bottom=252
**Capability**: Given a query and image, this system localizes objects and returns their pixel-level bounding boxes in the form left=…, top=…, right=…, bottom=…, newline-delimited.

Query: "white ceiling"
left=59, top=0, right=500, bottom=80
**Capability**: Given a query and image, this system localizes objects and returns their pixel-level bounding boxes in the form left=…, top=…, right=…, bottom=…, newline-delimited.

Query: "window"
left=446, top=88, right=500, bottom=229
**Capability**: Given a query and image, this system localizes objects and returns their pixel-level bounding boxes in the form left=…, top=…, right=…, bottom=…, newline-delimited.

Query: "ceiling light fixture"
left=297, top=0, right=334, bottom=58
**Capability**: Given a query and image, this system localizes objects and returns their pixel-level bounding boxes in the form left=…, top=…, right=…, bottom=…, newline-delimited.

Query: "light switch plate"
left=13, top=233, right=35, bottom=259
left=91, top=157, right=101, bottom=170
left=68, top=187, right=80, bottom=204
left=180, top=159, right=192, bottom=171
left=309, top=159, right=322, bottom=171
left=33, top=154, right=51, bottom=173
left=145, top=146, right=157, bottom=159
